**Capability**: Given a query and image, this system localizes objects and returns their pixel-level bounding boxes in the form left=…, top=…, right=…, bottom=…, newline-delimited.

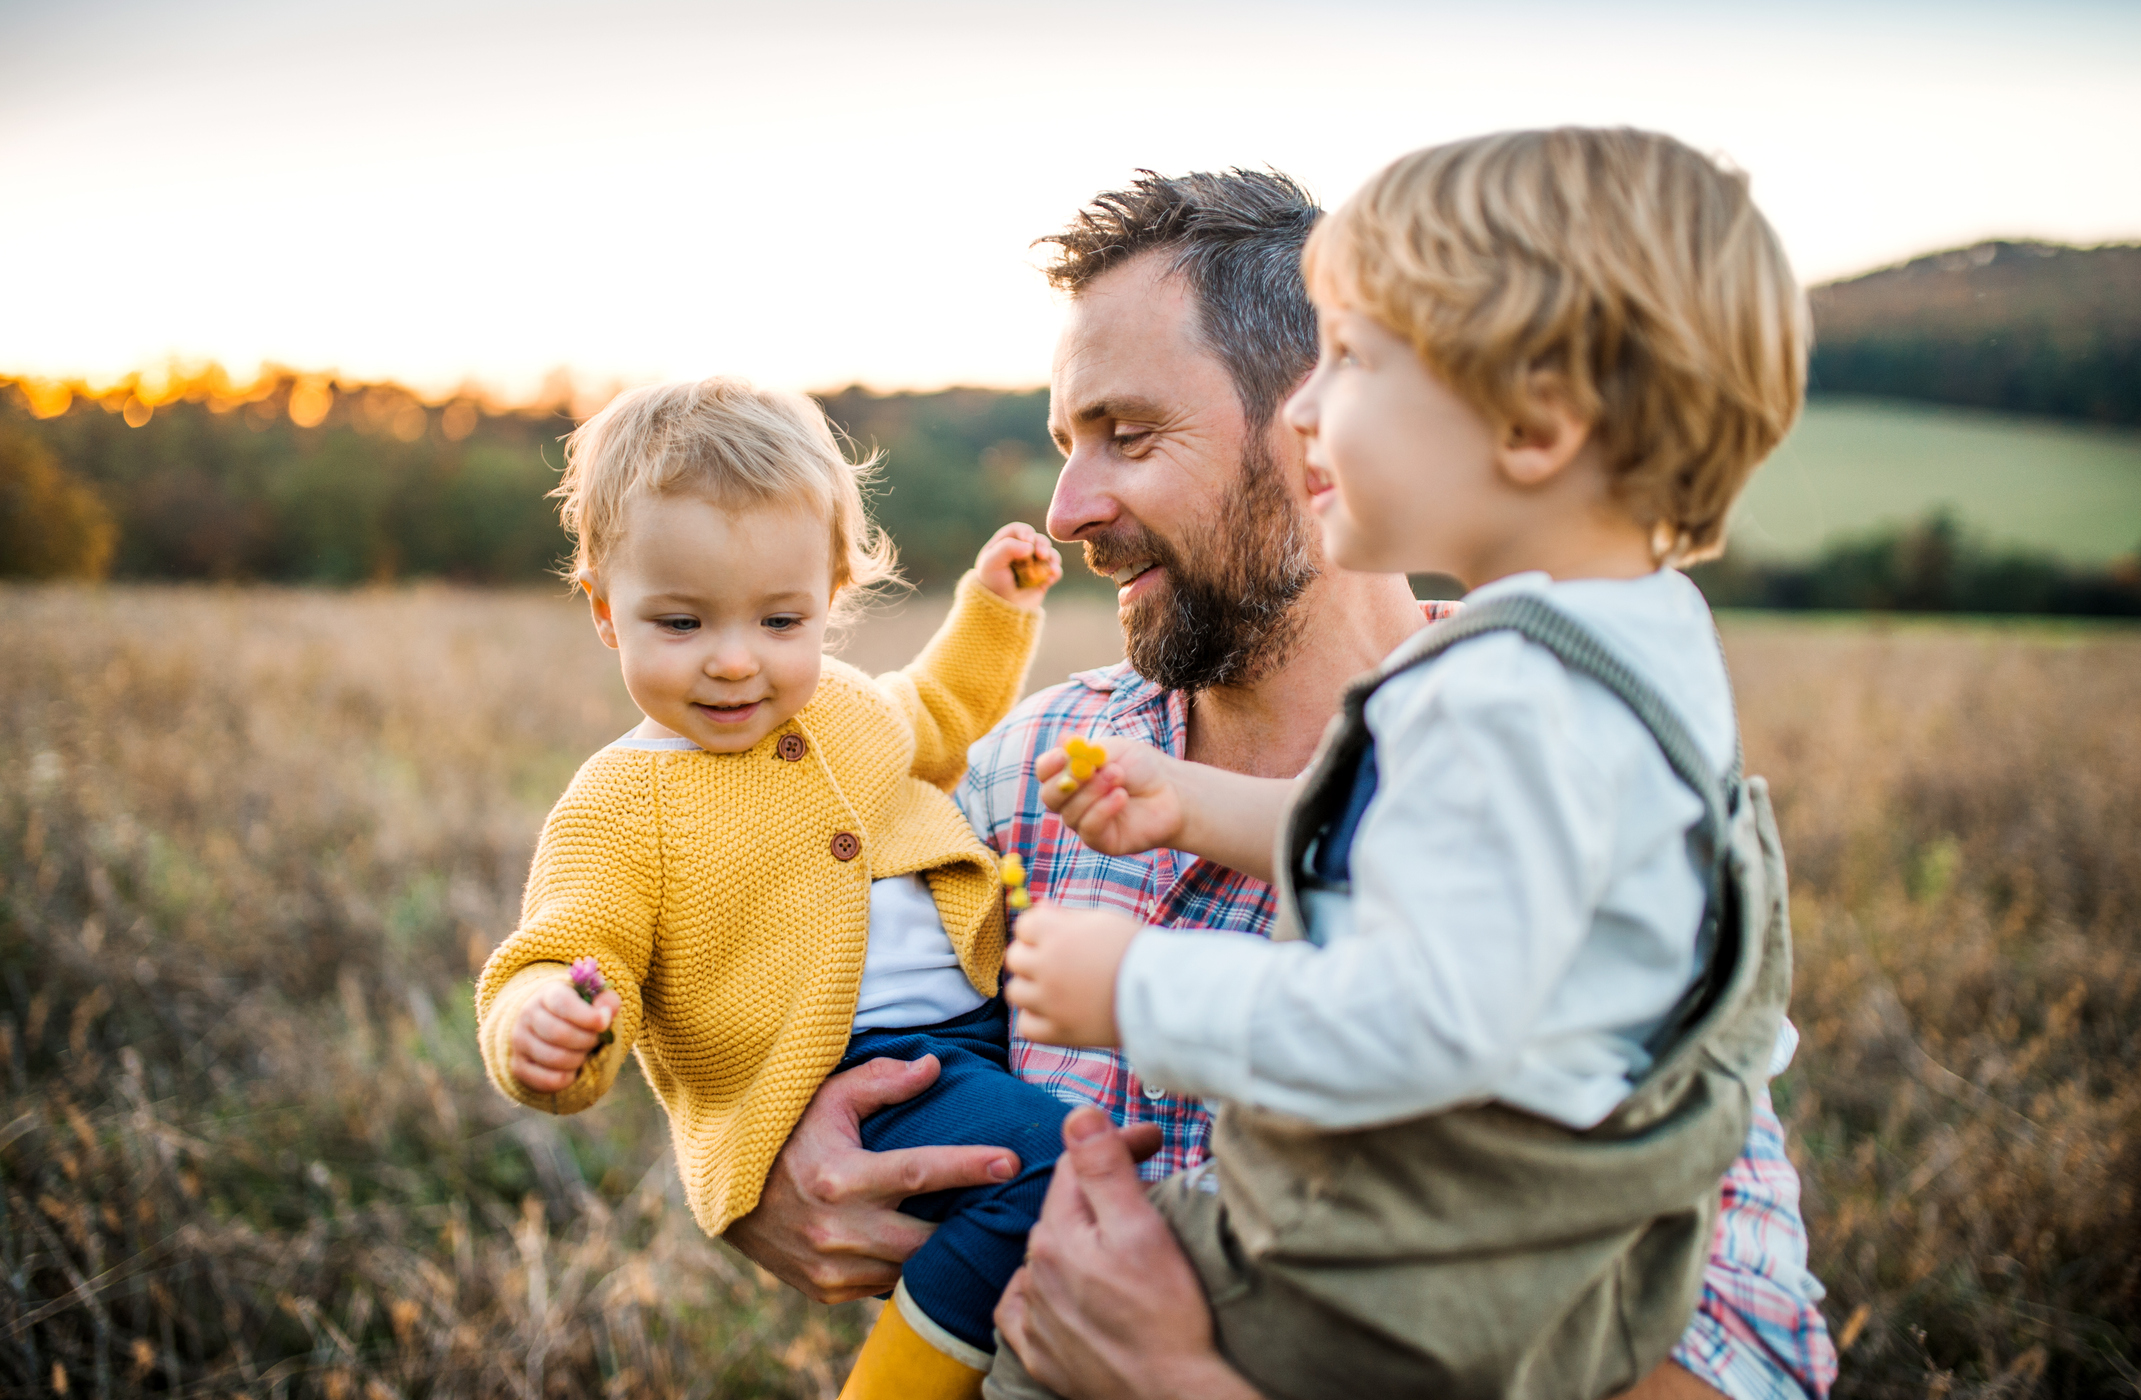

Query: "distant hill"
left=1809, top=241, right=2141, bottom=423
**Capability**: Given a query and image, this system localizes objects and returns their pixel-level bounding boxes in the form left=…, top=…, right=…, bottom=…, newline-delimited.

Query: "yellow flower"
left=1056, top=736, right=1107, bottom=794
left=1001, top=852, right=1031, bottom=911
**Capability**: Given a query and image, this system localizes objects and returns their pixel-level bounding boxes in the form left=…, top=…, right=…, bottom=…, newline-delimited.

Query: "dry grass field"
left=2, top=585, right=2136, bottom=1399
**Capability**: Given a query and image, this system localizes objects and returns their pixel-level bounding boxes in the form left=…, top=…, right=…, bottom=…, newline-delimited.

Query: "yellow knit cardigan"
left=475, top=576, right=1040, bottom=1237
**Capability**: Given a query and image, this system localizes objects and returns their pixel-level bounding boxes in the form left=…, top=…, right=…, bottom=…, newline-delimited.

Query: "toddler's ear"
left=580, top=570, right=621, bottom=650
left=1495, top=388, right=1593, bottom=489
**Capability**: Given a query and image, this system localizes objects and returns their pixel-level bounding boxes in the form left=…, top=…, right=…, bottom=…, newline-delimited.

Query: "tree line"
left=0, top=373, right=1063, bottom=593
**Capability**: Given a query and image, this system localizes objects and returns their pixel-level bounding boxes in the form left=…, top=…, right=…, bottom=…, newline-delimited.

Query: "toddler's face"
left=1284, top=301, right=1501, bottom=580
left=588, top=493, right=832, bottom=754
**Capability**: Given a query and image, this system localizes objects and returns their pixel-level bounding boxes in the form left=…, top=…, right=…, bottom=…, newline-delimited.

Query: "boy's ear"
left=579, top=569, right=621, bottom=651
left=1493, top=384, right=1593, bottom=489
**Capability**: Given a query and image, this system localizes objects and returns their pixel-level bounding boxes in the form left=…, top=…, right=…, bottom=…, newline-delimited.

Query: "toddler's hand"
left=1003, top=903, right=1137, bottom=1047
left=1039, top=737, right=1186, bottom=858
left=976, top=523, right=1062, bottom=610
left=509, top=978, right=622, bottom=1094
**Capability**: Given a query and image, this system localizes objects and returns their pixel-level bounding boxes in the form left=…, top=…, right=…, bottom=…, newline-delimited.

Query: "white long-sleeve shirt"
left=1114, top=569, right=1740, bottom=1131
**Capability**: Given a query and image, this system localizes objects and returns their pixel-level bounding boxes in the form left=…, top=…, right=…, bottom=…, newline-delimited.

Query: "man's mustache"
left=1081, top=525, right=1179, bottom=580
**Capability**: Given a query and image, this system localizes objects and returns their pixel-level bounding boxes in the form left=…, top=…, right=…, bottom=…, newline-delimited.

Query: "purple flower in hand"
left=569, top=956, right=615, bottom=1051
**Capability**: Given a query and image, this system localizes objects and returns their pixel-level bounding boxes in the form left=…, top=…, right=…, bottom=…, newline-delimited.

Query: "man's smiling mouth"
left=1110, top=563, right=1156, bottom=587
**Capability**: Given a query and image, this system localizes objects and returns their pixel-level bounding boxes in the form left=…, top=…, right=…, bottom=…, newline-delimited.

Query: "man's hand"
left=721, top=1055, right=1023, bottom=1303
left=508, top=979, right=621, bottom=1094
left=1038, top=737, right=1188, bottom=858
left=997, top=1106, right=1263, bottom=1400
left=1002, top=905, right=1139, bottom=1047
left=976, top=522, right=1063, bottom=610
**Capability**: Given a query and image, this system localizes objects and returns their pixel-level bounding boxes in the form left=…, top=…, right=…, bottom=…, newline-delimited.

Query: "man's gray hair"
left=1038, top=169, right=1322, bottom=433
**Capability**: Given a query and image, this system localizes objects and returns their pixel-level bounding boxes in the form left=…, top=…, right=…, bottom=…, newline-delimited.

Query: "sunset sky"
left=4, top=0, right=2138, bottom=400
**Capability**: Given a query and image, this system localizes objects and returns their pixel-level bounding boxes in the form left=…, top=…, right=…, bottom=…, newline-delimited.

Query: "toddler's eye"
left=763, top=614, right=804, bottom=633
left=658, top=616, right=699, bottom=633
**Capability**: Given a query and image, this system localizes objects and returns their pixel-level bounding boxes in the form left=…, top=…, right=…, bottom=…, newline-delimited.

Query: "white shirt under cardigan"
left=1114, top=568, right=1741, bottom=1132
left=606, top=735, right=984, bottom=1035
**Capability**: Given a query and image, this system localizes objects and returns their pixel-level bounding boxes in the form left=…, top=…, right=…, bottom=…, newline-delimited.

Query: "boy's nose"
left=1282, top=377, right=1319, bottom=436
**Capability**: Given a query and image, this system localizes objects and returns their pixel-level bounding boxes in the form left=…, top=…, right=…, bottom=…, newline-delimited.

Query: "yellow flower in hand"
left=1001, top=851, right=1031, bottom=911
left=1056, top=736, right=1107, bottom=795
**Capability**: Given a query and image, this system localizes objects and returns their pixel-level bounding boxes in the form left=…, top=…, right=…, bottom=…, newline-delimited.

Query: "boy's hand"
left=1003, top=904, right=1138, bottom=1047
left=976, top=523, right=1062, bottom=610
left=509, top=978, right=622, bottom=1094
left=1039, top=737, right=1186, bottom=858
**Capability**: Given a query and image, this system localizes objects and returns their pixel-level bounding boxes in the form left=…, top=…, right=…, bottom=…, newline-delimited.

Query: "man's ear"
left=580, top=569, right=621, bottom=651
left=1493, top=384, right=1593, bottom=489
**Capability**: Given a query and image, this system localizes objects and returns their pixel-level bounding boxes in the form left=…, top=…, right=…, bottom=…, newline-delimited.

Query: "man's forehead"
left=1048, top=256, right=1233, bottom=429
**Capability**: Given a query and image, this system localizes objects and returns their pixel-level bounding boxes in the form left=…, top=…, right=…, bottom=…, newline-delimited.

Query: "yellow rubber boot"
left=838, top=1280, right=990, bottom=1400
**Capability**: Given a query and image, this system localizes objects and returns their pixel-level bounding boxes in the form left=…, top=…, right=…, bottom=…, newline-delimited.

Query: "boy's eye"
left=763, top=615, right=804, bottom=632
left=657, top=616, right=699, bottom=633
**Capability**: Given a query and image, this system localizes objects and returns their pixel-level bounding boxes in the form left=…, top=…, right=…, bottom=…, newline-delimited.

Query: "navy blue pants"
left=836, top=998, right=1069, bottom=1352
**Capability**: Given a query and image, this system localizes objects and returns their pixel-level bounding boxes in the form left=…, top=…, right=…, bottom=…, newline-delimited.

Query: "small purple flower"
left=569, top=956, right=616, bottom=1052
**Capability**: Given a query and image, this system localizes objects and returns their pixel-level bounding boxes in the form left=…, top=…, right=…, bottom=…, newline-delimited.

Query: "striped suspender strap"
left=1381, top=594, right=1738, bottom=859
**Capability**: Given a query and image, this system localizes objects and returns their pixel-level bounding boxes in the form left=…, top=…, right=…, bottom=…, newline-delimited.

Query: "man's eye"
left=1114, top=429, right=1152, bottom=453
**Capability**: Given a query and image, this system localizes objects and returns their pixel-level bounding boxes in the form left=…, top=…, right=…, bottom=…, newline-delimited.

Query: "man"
left=725, top=170, right=1838, bottom=1400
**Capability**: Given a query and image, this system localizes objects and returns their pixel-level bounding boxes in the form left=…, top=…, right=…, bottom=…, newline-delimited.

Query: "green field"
left=1732, top=397, right=2141, bottom=566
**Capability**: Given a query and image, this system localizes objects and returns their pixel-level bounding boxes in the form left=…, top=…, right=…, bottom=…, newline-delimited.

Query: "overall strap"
left=1374, top=594, right=1740, bottom=859
left=1345, top=593, right=1749, bottom=1047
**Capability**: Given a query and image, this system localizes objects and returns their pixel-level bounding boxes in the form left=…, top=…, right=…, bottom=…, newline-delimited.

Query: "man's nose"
left=1046, top=442, right=1120, bottom=543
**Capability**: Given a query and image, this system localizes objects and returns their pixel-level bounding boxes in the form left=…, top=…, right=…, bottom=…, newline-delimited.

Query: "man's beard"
left=1083, top=438, right=1320, bottom=694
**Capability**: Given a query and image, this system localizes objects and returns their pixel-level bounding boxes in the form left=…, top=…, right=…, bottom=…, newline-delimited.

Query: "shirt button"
left=830, top=831, right=861, bottom=862
left=1142, top=1082, right=1167, bottom=1101
left=777, top=733, right=808, bottom=762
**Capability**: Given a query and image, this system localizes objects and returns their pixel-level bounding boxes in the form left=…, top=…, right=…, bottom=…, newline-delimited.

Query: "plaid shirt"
left=953, top=603, right=1837, bottom=1400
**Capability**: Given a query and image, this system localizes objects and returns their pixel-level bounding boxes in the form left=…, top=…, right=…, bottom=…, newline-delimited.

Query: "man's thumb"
left=1063, top=1106, right=1147, bottom=1211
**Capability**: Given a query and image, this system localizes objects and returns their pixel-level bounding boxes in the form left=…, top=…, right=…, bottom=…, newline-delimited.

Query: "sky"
left=3, top=0, right=2138, bottom=400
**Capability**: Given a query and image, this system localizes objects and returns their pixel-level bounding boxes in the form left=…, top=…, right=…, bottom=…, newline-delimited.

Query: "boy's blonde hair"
left=1303, top=128, right=1808, bottom=563
left=554, top=376, right=898, bottom=598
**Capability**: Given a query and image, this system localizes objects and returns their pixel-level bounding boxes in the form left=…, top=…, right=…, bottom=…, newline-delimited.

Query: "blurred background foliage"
left=1, top=237, right=2136, bottom=601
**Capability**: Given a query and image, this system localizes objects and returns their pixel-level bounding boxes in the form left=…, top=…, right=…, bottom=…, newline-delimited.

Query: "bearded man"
left=725, top=170, right=1838, bottom=1400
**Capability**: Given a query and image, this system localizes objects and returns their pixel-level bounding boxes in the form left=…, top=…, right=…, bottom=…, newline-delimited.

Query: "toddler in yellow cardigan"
left=474, top=377, right=1072, bottom=1400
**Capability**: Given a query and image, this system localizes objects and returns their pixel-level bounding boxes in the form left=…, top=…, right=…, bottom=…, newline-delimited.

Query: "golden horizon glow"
left=3, top=1, right=2137, bottom=395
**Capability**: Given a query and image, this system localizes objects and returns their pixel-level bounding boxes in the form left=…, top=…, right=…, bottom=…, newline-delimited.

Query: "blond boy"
left=998, top=129, right=1809, bottom=1399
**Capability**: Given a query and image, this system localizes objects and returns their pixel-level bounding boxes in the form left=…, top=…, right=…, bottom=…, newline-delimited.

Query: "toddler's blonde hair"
left=1303, top=128, right=1808, bottom=564
left=554, top=377, right=899, bottom=600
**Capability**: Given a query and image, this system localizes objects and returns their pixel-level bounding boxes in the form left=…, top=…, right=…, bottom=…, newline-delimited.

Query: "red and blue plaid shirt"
left=953, top=604, right=1837, bottom=1400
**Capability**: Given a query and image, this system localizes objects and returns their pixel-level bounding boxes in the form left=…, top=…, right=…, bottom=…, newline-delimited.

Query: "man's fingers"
left=994, top=1266, right=1034, bottom=1357
left=1032, top=1126, right=1101, bottom=1236
left=853, top=1142, right=1021, bottom=1201
left=1118, top=1121, right=1164, bottom=1164
left=1061, top=1106, right=1157, bottom=1225
left=814, top=1054, right=942, bottom=1129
